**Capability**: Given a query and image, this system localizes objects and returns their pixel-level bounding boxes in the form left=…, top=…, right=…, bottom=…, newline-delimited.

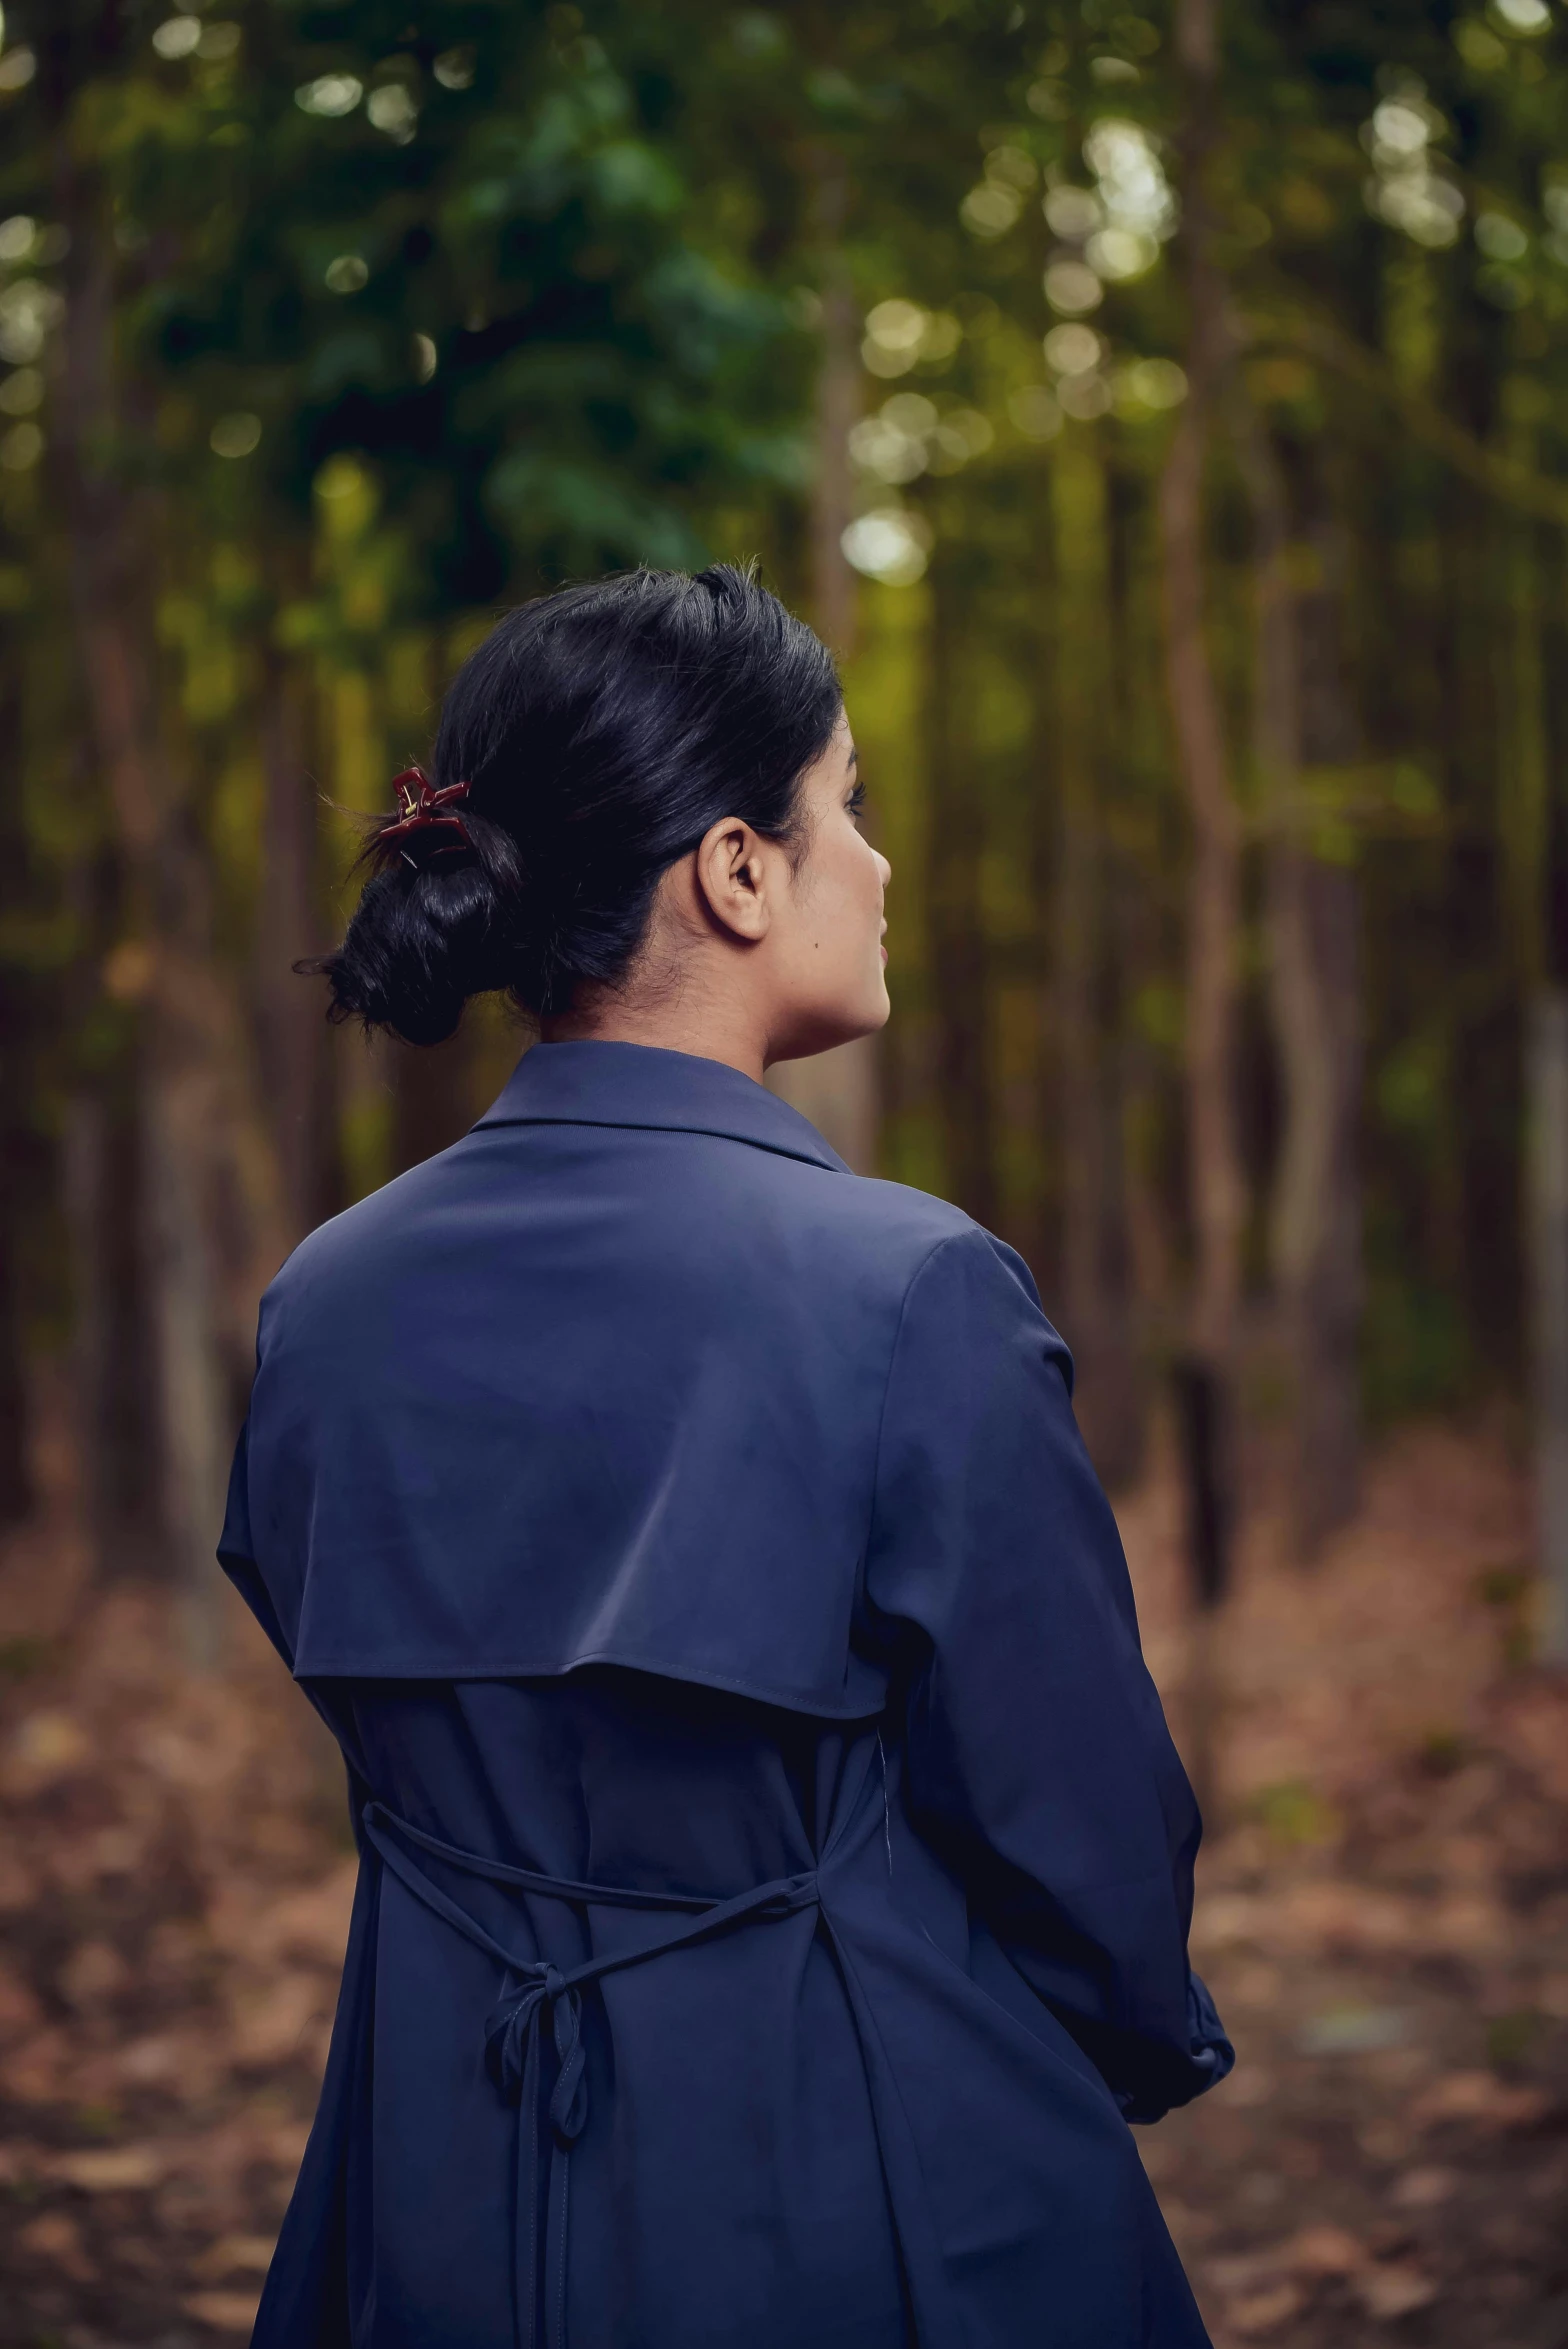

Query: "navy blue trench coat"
left=220, top=1040, right=1233, bottom=2349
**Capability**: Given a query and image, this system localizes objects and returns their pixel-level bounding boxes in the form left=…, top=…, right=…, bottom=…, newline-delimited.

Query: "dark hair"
left=314, top=564, right=842, bottom=1046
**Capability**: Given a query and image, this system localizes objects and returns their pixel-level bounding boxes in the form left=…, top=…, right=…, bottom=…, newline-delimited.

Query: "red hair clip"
left=381, top=767, right=474, bottom=857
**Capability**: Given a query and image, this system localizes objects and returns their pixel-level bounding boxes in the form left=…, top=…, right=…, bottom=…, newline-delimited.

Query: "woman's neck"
left=538, top=983, right=768, bottom=1085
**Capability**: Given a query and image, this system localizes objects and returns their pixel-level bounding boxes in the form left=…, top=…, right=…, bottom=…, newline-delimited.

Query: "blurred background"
left=1, top=3, right=1567, bottom=2344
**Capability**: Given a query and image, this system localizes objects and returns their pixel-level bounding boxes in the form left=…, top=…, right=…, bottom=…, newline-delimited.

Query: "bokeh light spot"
left=1044, top=261, right=1104, bottom=315
left=0, top=419, right=41, bottom=470
left=296, top=74, right=363, bottom=117
left=151, top=16, right=202, bottom=60
left=1008, top=385, right=1062, bottom=440
left=841, top=508, right=932, bottom=586
left=368, top=85, right=418, bottom=139
left=1044, top=323, right=1103, bottom=375
left=210, top=413, right=262, bottom=459
left=0, top=366, right=41, bottom=415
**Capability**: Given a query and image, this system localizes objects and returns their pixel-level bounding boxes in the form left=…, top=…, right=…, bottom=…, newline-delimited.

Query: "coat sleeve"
left=863, top=1226, right=1233, bottom=2123
left=216, top=1414, right=299, bottom=1673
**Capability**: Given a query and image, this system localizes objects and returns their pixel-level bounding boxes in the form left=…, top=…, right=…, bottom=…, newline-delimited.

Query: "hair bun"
left=304, top=564, right=841, bottom=1044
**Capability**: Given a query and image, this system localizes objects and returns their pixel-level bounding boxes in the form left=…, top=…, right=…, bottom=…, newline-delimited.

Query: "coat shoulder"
left=775, top=1165, right=981, bottom=1279
left=263, top=1131, right=985, bottom=1330
left=257, top=1140, right=476, bottom=1315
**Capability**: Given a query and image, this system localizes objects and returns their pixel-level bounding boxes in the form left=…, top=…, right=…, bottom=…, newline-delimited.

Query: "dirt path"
left=1120, top=1429, right=1568, bottom=2348
left=0, top=1425, right=1564, bottom=2346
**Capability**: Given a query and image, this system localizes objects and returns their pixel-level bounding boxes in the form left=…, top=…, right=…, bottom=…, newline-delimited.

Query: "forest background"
left=5, top=0, right=1568, bottom=1604
left=2, top=1, right=1568, bottom=2342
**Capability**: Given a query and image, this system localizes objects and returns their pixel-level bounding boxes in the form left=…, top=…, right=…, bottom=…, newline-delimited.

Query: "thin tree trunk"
left=1055, top=440, right=1105, bottom=1361
left=925, top=548, right=994, bottom=1226
left=1242, top=415, right=1363, bottom=1554
left=1529, top=993, right=1568, bottom=1661
left=140, top=1059, right=232, bottom=1659
left=389, top=1032, right=483, bottom=1175
left=1028, top=459, right=1063, bottom=1299
left=0, top=658, right=36, bottom=1527
left=807, top=154, right=860, bottom=669
left=0, top=1103, right=33, bottom=1530
left=1289, top=534, right=1362, bottom=1549
left=1503, top=453, right=1568, bottom=1655
left=49, top=75, right=284, bottom=1646
left=1096, top=470, right=1150, bottom=1486
left=63, top=1071, right=162, bottom=1572
left=259, top=650, right=342, bottom=1238
left=1051, top=438, right=1141, bottom=1482
left=1159, top=0, right=1244, bottom=1385
left=769, top=147, right=880, bottom=1172
left=1160, top=0, right=1243, bottom=1814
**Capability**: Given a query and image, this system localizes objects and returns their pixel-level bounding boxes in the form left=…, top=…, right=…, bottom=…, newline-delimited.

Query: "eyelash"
left=847, top=782, right=867, bottom=821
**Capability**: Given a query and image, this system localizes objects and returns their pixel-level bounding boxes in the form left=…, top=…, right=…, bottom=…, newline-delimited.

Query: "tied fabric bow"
left=381, top=766, right=474, bottom=857
left=484, top=1963, right=591, bottom=2349
left=358, top=1797, right=824, bottom=2349
left=485, top=1964, right=590, bottom=2146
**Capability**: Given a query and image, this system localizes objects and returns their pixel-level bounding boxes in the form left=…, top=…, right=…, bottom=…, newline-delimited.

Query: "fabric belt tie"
left=485, top=1966, right=587, bottom=2137
left=360, top=1799, right=819, bottom=2349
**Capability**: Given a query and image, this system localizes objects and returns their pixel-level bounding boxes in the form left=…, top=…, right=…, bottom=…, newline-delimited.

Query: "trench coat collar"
left=474, top=1041, right=850, bottom=1175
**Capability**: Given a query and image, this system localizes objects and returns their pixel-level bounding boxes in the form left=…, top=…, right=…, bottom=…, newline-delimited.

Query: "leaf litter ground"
left=0, top=1418, right=1564, bottom=2347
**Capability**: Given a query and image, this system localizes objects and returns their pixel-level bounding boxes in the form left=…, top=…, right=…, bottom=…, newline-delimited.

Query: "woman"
left=221, top=564, right=1232, bottom=2349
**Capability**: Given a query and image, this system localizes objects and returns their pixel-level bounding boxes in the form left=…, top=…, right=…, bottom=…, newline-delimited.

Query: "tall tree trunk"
left=1160, top=0, right=1244, bottom=1641
left=1288, top=522, right=1362, bottom=1550
left=925, top=547, right=994, bottom=1226
left=1160, top=0, right=1244, bottom=1819
left=769, top=147, right=880, bottom=1173
left=1530, top=994, right=1568, bottom=1661
left=1243, top=417, right=1363, bottom=1555
left=1503, top=458, right=1568, bottom=1656
left=1055, top=440, right=1105, bottom=1364
left=62, top=1062, right=162, bottom=1573
left=259, top=649, right=342, bottom=1239
left=389, top=1032, right=483, bottom=1175
left=1028, top=476, right=1064, bottom=1306
left=807, top=156, right=860, bottom=670
left=0, top=659, right=37, bottom=1527
left=1052, top=438, right=1141, bottom=1483
left=0, top=1151, right=33, bottom=1529
left=49, top=68, right=285, bottom=1646
left=62, top=829, right=162, bottom=1567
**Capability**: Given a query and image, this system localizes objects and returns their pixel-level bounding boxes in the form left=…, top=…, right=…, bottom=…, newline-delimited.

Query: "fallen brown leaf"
left=0, top=2139, right=44, bottom=2185
left=1205, top=2250, right=1287, bottom=2298
left=15, top=2207, right=92, bottom=2280
left=182, top=2288, right=262, bottom=2333
left=1389, top=2165, right=1457, bottom=2208
left=6, top=1709, right=92, bottom=1789
left=0, top=1961, right=44, bottom=2042
left=266, top=1861, right=358, bottom=1967
left=1283, top=2224, right=1366, bottom=2278
left=1356, top=2264, right=1439, bottom=2321
left=50, top=2143, right=167, bottom=2191
left=7, top=2025, right=69, bottom=2103
left=58, top=1936, right=130, bottom=2009
left=190, top=2232, right=276, bottom=2280
left=229, top=1968, right=330, bottom=2066
left=1411, top=2070, right=1551, bottom=2130
left=1230, top=2282, right=1305, bottom=2337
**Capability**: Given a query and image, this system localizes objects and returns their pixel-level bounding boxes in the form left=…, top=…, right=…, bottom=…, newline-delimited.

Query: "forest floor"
left=0, top=1413, right=1564, bottom=2348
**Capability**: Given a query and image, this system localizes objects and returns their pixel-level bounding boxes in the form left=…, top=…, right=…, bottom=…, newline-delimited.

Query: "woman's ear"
left=693, top=817, right=773, bottom=942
